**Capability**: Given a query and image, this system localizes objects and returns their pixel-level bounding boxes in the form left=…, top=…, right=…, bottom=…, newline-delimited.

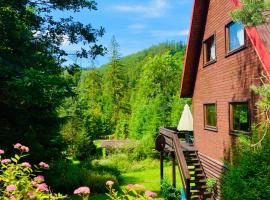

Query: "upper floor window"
left=204, top=104, right=217, bottom=131
left=226, top=22, right=245, bottom=53
left=229, top=102, right=250, bottom=133
left=203, top=35, right=216, bottom=65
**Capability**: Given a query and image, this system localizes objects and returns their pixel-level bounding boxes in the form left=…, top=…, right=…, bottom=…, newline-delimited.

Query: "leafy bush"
left=221, top=82, right=270, bottom=199
left=0, top=144, right=66, bottom=199
left=106, top=181, right=158, bottom=200
left=45, top=160, right=120, bottom=194
left=221, top=136, right=270, bottom=199
left=161, top=178, right=182, bottom=200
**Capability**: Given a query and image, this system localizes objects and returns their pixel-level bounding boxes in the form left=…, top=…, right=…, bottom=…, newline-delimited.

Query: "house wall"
left=192, top=0, right=264, bottom=162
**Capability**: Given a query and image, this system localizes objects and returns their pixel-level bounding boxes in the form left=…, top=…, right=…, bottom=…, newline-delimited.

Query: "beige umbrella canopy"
left=177, top=104, right=193, bottom=132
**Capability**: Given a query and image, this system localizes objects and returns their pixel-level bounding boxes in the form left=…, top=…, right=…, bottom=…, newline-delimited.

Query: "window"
left=204, top=104, right=217, bottom=130
left=204, top=35, right=216, bottom=65
left=230, top=102, right=250, bottom=133
left=226, top=22, right=245, bottom=53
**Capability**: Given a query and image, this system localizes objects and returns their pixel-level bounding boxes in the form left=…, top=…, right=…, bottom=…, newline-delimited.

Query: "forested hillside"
left=59, top=40, right=190, bottom=159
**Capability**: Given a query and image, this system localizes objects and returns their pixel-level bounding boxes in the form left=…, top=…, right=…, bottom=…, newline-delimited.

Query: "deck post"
left=172, top=152, right=176, bottom=187
left=160, top=151, right=164, bottom=186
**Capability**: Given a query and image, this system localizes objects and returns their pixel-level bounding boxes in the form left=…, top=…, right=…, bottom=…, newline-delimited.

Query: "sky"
left=60, top=0, right=193, bottom=67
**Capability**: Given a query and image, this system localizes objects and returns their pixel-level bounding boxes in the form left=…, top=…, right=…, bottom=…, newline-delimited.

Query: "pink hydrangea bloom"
left=20, top=146, right=29, bottom=153
left=9, top=196, right=16, bottom=200
left=14, top=143, right=22, bottom=149
left=127, top=184, right=134, bottom=190
left=37, top=183, right=49, bottom=192
left=27, top=191, right=36, bottom=199
left=39, top=162, right=49, bottom=169
left=21, top=162, right=31, bottom=168
left=74, top=186, right=90, bottom=195
left=1, top=159, right=11, bottom=164
left=6, top=185, right=17, bottom=191
left=31, top=181, right=38, bottom=187
left=0, top=149, right=4, bottom=155
left=145, top=191, right=157, bottom=198
left=34, top=175, right=45, bottom=183
left=106, top=180, right=114, bottom=187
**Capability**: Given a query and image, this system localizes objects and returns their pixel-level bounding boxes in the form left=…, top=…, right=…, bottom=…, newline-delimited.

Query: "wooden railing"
left=159, top=127, right=191, bottom=199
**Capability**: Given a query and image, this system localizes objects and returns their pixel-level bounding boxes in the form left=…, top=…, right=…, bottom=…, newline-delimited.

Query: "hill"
left=59, top=41, right=190, bottom=159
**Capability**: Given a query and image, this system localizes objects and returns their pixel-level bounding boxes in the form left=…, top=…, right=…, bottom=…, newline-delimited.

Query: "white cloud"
left=112, top=0, right=169, bottom=18
left=128, top=23, right=147, bottom=30
left=150, top=29, right=189, bottom=37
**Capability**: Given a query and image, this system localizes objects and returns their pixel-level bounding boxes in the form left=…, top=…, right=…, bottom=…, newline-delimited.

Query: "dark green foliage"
left=161, top=178, right=182, bottom=200
left=46, top=160, right=120, bottom=194
left=221, top=137, right=270, bottom=200
left=221, top=82, right=270, bottom=199
left=0, top=0, right=104, bottom=161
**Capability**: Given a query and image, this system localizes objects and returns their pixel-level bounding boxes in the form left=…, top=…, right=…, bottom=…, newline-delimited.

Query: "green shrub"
left=45, top=160, right=120, bottom=194
left=161, top=178, right=182, bottom=200
left=221, top=137, right=270, bottom=199
left=0, top=144, right=66, bottom=199
left=221, top=81, right=270, bottom=199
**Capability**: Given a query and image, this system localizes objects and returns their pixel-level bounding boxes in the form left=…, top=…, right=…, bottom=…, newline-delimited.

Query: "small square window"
left=230, top=102, right=250, bottom=133
left=226, top=22, right=245, bottom=53
left=204, top=104, right=217, bottom=130
left=204, top=35, right=216, bottom=64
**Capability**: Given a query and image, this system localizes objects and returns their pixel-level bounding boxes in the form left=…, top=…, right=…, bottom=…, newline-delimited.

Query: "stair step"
left=191, top=185, right=208, bottom=190
left=184, top=152, right=197, bottom=156
left=187, top=161, right=201, bottom=165
left=190, top=179, right=207, bottom=184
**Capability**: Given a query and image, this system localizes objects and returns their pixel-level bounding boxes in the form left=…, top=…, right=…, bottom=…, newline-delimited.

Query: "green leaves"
left=230, top=0, right=267, bottom=26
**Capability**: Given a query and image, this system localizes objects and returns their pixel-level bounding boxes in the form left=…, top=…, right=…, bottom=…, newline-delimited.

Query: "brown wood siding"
left=192, top=0, right=265, bottom=162
left=198, top=152, right=226, bottom=200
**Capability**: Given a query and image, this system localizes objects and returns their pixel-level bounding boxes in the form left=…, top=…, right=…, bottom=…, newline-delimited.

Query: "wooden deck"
left=180, top=140, right=196, bottom=151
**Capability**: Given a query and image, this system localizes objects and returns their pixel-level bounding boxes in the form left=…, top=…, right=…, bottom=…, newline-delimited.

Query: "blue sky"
left=61, top=0, right=193, bottom=67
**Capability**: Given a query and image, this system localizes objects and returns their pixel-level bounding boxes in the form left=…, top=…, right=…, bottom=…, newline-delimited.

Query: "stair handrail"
left=159, top=127, right=191, bottom=199
left=172, top=133, right=191, bottom=199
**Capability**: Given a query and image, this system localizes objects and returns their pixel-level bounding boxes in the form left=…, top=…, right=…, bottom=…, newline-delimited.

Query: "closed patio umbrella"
left=177, top=104, right=193, bottom=132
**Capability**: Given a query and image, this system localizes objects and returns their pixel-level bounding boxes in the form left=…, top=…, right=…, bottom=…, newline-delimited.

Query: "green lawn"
left=86, top=165, right=182, bottom=200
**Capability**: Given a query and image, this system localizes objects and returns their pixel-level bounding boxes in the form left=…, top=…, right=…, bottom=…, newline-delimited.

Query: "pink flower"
left=106, top=180, right=114, bottom=187
left=31, top=181, right=38, bottom=187
left=1, top=159, right=11, bottom=164
left=6, top=185, right=17, bottom=191
left=127, top=184, right=134, bottom=190
left=9, top=196, right=16, bottom=200
left=27, top=192, right=36, bottom=199
left=74, top=186, right=90, bottom=195
left=37, top=183, right=49, bottom=192
left=145, top=191, right=157, bottom=198
left=0, top=149, right=4, bottom=155
left=14, top=143, right=22, bottom=149
left=21, top=162, right=31, bottom=168
left=20, top=146, right=29, bottom=153
left=34, top=175, right=45, bottom=183
left=39, top=162, right=49, bottom=169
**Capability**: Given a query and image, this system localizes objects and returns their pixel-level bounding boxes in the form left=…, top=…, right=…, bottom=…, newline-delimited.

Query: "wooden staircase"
left=183, top=149, right=212, bottom=199
left=156, top=127, right=213, bottom=200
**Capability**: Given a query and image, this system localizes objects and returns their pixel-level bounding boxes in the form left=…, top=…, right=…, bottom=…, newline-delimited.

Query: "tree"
left=0, top=0, right=105, bottom=160
left=102, top=36, right=128, bottom=136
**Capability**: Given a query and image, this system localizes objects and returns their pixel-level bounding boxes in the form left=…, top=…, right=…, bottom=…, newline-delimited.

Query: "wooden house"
left=156, top=0, right=270, bottom=199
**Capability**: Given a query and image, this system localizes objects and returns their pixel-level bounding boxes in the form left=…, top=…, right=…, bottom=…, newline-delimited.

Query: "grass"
left=121, top=166, right=182, bottom=193
left=70, top=165, right=182, bottom=200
